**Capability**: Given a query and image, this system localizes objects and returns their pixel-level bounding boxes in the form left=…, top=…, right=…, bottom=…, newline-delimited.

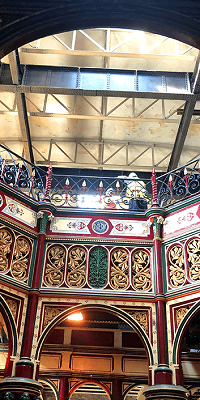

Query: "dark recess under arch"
left=1, top=1, right=200, bottom=58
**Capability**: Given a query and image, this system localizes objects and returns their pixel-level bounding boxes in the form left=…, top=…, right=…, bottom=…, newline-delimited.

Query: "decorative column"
left=59, top=377, right=69, bottom=400
left=144, top=170, right=188, bottom=400
left=113, top=379, right=122, bottom=400
left=0, top=204, right=55, bottom=400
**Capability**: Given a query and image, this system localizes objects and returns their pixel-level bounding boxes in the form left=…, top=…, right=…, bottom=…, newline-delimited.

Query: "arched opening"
left=180, top=311, right=200, bottom=389
left=38, top=306, right=150, bottom=399
left=0, top=296, right=17, bottom=379
left=69, top=381, right=111, bottom=400
left=0, top=311, right=8, bottom=377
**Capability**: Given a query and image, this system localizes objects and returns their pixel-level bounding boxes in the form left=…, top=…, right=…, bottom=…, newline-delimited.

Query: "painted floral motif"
left=67, top=246, right=86, bottom=287
left=110, top=248, right=129, bottom=289
left=11, top=237, right=31, bottom=281
left=0, top=228, right=12, bottom=272
left=187, top=239, right=200, bottom=281
left=132, top=250, right=151, bottom=291
left=168, top=245, right=185, bottom=287
left=45, top=246, right=65, bottom=286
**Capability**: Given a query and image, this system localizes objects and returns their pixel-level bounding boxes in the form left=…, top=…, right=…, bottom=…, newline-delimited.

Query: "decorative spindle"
left=0, top=158, right=7, bottom=181
left=29, top=169, right=35, bottom=196
left=168, top=174, right=174, bottom=201
left=183, top=167, right=189, bottom=194
left=16, top=162, right=23, bottom=185
left=151, top=168, right=159, bottom=207
left=65, top=178, right=71, bottom=205
left=98, top=181, right=104, bottom=203
left=43, top=164, right=52, bottom=202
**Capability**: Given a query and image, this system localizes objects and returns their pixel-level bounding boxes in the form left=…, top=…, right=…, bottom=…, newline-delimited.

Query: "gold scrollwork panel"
left=176, top=306, right=191, bottom=327
left=44, top=245, right=65, bottom=287
left=187, top=238, right=200, bottom=282
left=168, top=245, right=185, bottom=287
left=67, top=246, right=86, bottom=287
left=0, top=228, right=13, bottom=272
left=110, top=248, right=129, bottom=289
left=132, top=249, right=151, bottom=291
left=11, top=236, right=31, bottom=281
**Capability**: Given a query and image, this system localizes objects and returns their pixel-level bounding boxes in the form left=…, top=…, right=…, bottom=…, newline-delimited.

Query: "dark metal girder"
left=167, top=97, right=197, bottom=171
left=8, top=51, right=34, bottom=164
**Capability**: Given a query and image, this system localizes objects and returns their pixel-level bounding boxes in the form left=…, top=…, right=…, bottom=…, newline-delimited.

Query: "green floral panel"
left=89, top=247, right=108, bottom=288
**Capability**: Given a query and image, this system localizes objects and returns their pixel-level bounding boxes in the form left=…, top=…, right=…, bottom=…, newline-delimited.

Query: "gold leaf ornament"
left=110, top=248, right=129, bottom=289
left=168, top=245, right=185, bottom=287
left=45, top=246, right=65, bottom=286
left=11, top=237, right=30, bottom=281
left=132, top=250, right=151, bottom=291
left=67, top=246, right=86, bottom=287
left=0, top=228, right=12, bottom=272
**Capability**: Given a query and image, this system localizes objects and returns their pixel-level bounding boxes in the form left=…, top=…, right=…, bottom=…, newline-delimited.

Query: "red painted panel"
left=122, top=332, right=144, bottom=348
left=71, top=330, right=114, bottom=347
left=45, top=329, right=64, bottom=344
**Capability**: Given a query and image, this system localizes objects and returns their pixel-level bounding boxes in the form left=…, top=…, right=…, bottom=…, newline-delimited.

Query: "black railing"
left=0, top=144, right=200, bottom=211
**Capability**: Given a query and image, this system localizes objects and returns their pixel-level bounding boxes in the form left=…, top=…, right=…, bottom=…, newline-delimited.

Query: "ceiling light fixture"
left=66, top=312, right=83, bottom=321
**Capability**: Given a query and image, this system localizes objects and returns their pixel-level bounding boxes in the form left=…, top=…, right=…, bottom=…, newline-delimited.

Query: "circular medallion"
left=92, top=219, right=109, bottom=234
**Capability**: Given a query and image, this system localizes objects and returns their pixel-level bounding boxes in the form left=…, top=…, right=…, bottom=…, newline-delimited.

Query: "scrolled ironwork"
left=168, top=245, right=185, bottom=287
left=132, top=249, right=151, bottom=291
left=1, top=144, right=200, bottom=211
left=187, top=238, right=200, bottom=281
left=0, top=228, right=13, bottom=272
left=88, top=247, right=107, bottom=288
left=110, top=248, right=129, bottom=289
left=11, top=236, right=31, bottom=281
left=67, top=246, right=86, bottom=287
left=45, top=245, right=65, bottom=286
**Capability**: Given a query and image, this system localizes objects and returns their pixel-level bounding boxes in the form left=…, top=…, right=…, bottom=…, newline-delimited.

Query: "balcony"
left=0, top=144, right=200, bottom=212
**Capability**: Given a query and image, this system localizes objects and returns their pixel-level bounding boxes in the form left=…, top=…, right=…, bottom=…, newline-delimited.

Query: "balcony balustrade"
left=0, top=144, right=200, bottom=211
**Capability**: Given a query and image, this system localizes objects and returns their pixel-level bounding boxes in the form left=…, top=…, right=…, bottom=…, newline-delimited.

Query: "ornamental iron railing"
left=0, top=144, right=200, bottom=211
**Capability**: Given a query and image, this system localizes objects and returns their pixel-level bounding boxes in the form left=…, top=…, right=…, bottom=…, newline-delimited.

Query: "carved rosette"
left=0, top=228, right=13, bottom=272
left=43, top=306, right=67, bottom=329
left=67, top=246, right=86, bottom=287
left=176, top=306, right=191, bottom=326
left=187, top=239, right=200, bottom=281
left=132, top=249, right=151, bottom=291
left=44, top=245, right=65, bottom=287
left=110, top=248, right=129, bottom=289
left=168, top=245, right=185, bottom=287
left=11, top=236, right=31, bottom=281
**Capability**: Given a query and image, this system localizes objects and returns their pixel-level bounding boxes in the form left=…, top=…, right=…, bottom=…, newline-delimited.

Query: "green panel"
left=88, top=247, right=108, bottom=288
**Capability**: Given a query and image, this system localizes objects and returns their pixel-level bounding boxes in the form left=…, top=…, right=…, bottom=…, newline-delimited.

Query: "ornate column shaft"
left=149, top=213, right=172, bottom=385
left=15, top=207, right=54, bottom=380
left=113, top=379, right=122, bottom=400
left=59, top=377, right=69, bottom=400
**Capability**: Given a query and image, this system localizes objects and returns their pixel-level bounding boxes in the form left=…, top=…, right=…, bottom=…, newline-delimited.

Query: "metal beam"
left=167, top=97, right=196, bottom=171
left=0, top=84, right=194, bottom=101
left=168, top=53, right=200, bottom=171
left=8, top=51, right=34, bottom=163
left=19, top=48, right=195, bottom=62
